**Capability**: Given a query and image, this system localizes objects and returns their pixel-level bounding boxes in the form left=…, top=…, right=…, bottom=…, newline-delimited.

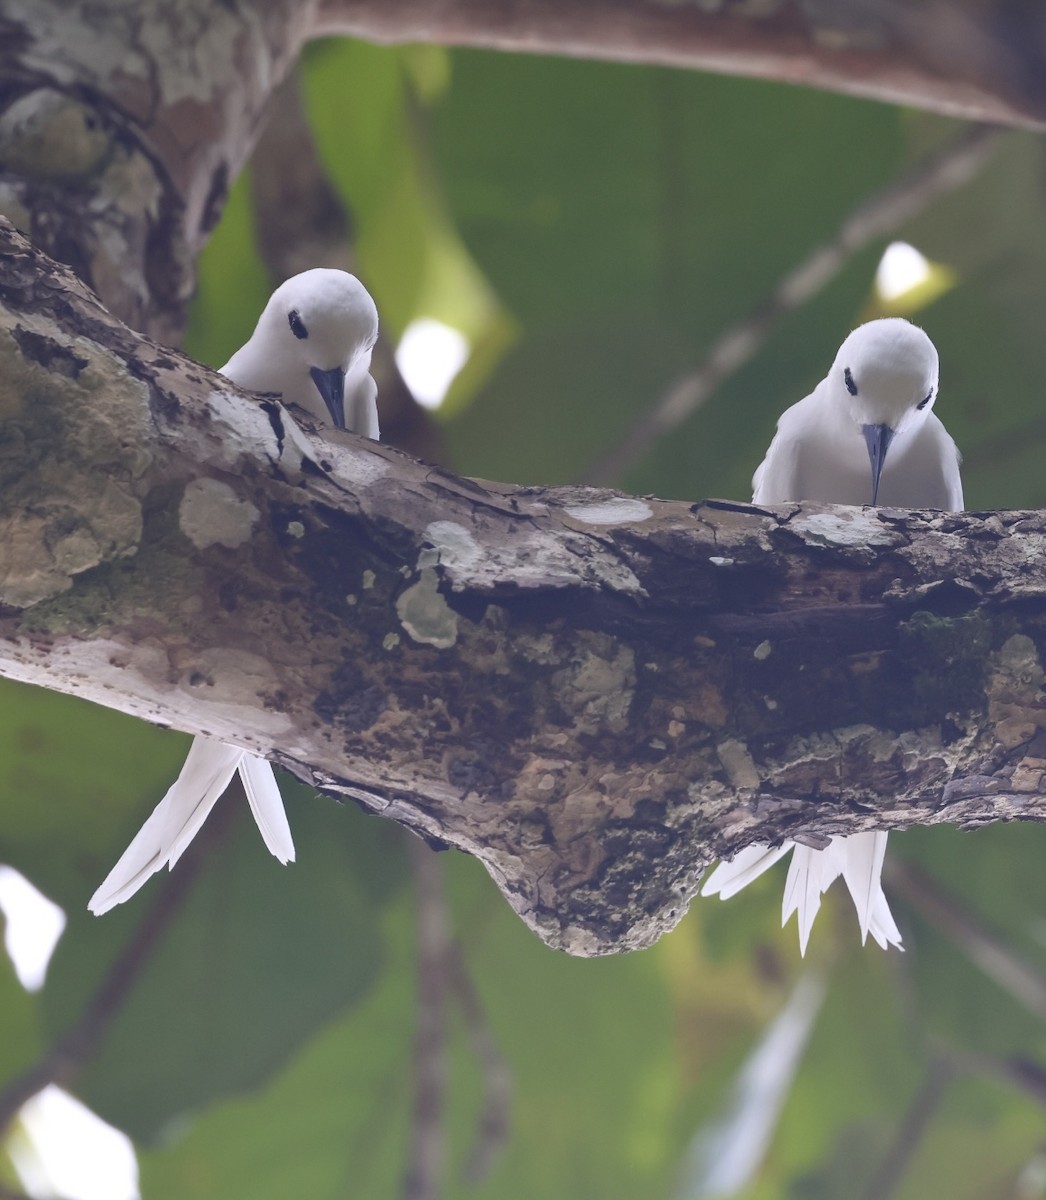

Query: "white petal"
left=239, top=755, right=295, bottom=864
left=701, top=843, right=794, bottom=900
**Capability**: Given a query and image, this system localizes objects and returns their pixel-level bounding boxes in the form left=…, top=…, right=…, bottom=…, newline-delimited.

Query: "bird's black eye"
left=843, top=367, right=857, bottom=396
left=916, top=390, right=933, bottom=411
left=288, top=309, right=308, bottom=340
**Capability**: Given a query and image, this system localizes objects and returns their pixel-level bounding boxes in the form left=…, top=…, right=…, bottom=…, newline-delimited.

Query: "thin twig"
left=945, top=1043, right=1046, bottom=1109
left=886, top=858, right=1046, bottom=1021
left=403, top=834, right=452, bottom=1200
left=581, top=123, right=1007, bottom=485
left=446, top=941, right=513, bottom=1184
left=0, top=793, right=231, bottom=1135
left=859, top=1058, right=954, bottom=1200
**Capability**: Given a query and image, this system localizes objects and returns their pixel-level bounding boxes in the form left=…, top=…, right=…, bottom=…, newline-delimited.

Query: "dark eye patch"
left=916, top=390, right=933, bottom=411
left=288, top=309, right=308, bottom=340
left=843, top=367, right=857, bottom=396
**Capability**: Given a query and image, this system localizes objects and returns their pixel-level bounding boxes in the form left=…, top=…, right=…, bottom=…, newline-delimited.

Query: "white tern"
left=89, top=269, right=379, bottom=914
left=701, top=317, right=962, bottom=954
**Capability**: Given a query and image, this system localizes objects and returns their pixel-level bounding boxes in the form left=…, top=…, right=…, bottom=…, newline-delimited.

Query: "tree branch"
left=4, top=0, right=1046, bottom=353
left=860, top=1058, right=954, bottom=1200
left=314, top=0, right=1046, bottom=131
left=3, top=218, right=1046, bottom=957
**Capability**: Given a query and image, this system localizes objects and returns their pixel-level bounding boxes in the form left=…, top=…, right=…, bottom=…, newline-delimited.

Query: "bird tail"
left=88, top=738, right=245, bottom=915
left=839, top=831, right=903, bottom=950
left=240, top=754, right=295, bottom=864
left=701, top=842, right=794, bottom=901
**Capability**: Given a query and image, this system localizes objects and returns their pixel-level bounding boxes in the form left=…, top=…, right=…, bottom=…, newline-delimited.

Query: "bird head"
left=829, top=318, right=939, bottom=503
left=260, top=269, right=378, bottom=428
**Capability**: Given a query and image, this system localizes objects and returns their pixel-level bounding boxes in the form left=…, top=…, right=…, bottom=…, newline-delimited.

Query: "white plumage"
left=89, top=269, right=379, bottom=915
left=702, top=317, right=962, bottom=953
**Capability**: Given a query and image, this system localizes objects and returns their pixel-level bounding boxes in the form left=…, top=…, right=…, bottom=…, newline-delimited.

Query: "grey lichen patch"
left=205, top=387, right=283, bottom=474
left=563, top=497, right=653, bottom=525
left=396, top=568, right=458, bottom=649
left=179, top=477, right=259, bottom=549
left=716, top=739, right=761, bottom=789
left=550, top=633, right=636, bottom=734
left=791, top=508, right=902, bottom=552
left=988, top=633, right=1046, bottom=749
left=423, top=520, right=481, bottom=572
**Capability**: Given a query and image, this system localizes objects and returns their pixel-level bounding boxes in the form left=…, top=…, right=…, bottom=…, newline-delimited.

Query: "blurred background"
left=2, top=33, right=1046, bottom=1200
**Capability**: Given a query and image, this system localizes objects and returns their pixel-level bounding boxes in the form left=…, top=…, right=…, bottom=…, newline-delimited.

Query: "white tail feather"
left=89, top=739, right=244, bottom=915
left=838, top=831, right=890, bottom=945
left=781, top=845, right=844, bottom=957
left=701, top=843, right=792, bottom=901
left=866, top=885, right=904, bottom=951
left=240, top=755, right=295, bottom=864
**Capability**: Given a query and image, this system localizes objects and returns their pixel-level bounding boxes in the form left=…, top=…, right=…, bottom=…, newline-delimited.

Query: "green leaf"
left=41, top=791, right=405, bottom=1142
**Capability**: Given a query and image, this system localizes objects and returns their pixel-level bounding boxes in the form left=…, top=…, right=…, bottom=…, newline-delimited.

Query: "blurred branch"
left=403, top=835, right=452, bottom=1200
left=250, top=68, right=446, bottom=463
left=313, top=0, right=1046, bottom=131
left=859, top=1058, right=953, bottom=1200
left=0, top=804, right=218, bottom=1135
left=448, top=943, right=513, bottom=1184
left=948, top=1045, right=1046, bottom=1109
left=581, top=122, right=1006, bottom=485
left=402, top=840, right=512, bottom=1192
left=887, top=859, right=1046, bottom=1021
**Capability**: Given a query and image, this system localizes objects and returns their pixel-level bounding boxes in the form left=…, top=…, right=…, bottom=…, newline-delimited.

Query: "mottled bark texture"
left=3, top=218, right=1046, bottom=955
left=0, top=0, right=312, bottom=342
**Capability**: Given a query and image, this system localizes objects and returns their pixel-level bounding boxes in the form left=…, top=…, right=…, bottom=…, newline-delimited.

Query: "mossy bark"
left=2, top=220, right=1046, bottom=955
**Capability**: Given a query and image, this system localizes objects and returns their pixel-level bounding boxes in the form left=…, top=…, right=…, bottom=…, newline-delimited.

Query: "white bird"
left=89, top=269, right=379, bottom=915
left=701, top=317, right=963, bottom=954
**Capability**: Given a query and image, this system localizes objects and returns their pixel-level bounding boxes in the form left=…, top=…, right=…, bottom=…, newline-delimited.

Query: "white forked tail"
left=702, top=831, right=902, bottom=955
left=88, top=738, right=294, bottom=915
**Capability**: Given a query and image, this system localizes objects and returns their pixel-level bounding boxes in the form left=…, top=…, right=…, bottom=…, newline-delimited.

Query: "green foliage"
left=4, top=33, right=1046, bottom=1200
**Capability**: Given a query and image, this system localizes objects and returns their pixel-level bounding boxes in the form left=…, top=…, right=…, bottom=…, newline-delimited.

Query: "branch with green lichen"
left=3, top=218, right=1046, bottom=958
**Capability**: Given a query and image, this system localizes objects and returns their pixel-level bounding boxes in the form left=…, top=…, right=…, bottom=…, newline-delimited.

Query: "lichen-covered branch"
left=3, top=219, right=1046, bottom=957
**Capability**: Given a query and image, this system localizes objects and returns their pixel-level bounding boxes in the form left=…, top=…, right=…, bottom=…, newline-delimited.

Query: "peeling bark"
left=2, top=219, right=1046, bottom=956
